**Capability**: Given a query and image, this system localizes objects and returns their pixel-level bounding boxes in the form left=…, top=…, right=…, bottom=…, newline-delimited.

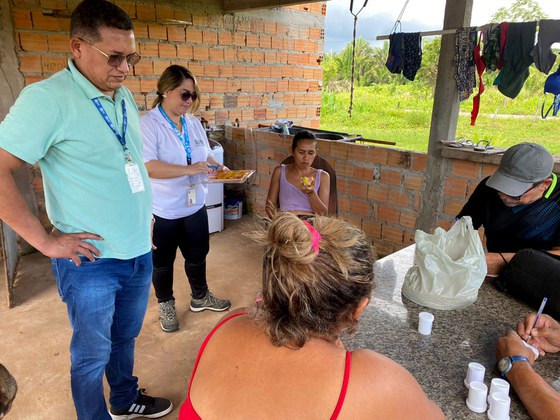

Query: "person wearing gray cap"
left=457, top=142, right=559, bottom=276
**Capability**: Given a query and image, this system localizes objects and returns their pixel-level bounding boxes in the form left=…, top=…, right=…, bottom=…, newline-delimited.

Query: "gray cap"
left=487, top=142, right=554, bottom=196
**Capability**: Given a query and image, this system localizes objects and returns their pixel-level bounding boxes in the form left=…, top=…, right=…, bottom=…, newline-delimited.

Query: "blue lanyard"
left=92, top=98, right=131, bottom=162
left=158, top=105, right=191, bottom=165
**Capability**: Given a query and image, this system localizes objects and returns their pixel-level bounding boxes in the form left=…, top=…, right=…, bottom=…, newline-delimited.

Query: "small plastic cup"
left=466, top=380, right=488, bottom=413
left=464, top=362, right=485, bottom=388
left=418, top=312, right=434, bottom=335
left=487, top=393, right=511, bottom=419
left=488, top=378, right=509, bottom=404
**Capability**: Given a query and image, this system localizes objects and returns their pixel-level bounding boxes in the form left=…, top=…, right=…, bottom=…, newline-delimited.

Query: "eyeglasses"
left=180, top=91, right=198, bottom=102
left=79, top=38, right=141, bottom=67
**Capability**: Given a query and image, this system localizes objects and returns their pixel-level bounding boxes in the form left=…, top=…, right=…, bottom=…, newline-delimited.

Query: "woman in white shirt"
left=141, top=65, right=231, bottom=333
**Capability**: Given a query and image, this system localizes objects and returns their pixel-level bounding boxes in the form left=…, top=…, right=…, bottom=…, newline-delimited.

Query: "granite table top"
left=344, top=245, right=560, bottom=419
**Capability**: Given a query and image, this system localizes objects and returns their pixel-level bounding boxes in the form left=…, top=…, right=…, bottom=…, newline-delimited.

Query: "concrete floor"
left=0, top=215, right=261, bottom=419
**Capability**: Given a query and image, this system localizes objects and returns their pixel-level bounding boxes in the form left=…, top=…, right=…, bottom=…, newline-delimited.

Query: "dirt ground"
left=0, top=215, right=261, bottom=419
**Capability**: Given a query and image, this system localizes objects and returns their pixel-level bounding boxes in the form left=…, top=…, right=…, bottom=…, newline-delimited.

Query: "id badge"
left=124, top=162, right=145, bottom=194
left=187, top=187, right=197, bottom=206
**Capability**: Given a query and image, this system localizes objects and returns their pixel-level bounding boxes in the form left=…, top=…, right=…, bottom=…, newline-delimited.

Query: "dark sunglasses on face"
left=79, top=38, right=141, bottom=67
left=180, top=91, right=198, bottom=102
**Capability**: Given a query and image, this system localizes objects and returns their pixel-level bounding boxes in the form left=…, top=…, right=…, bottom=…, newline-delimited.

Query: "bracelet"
left=498, top=252, right=508, bottom=264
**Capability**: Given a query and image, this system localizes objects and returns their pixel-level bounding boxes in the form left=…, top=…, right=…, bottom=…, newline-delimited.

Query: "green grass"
left=320, top=85, right=560, bottom=153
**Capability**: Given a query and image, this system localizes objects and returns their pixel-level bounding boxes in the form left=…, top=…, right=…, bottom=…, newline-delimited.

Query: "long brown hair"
left=152, top=64, right=201, bottom=112
left=249, top=213, right=376, bottom=348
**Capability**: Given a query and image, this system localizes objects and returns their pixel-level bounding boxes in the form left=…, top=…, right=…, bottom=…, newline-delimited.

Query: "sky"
left=324, top=0, right=560, bottom=53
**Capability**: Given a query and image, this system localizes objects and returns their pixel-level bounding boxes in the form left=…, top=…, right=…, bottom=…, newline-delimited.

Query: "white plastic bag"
left=402, top=216, right=487, bottom=310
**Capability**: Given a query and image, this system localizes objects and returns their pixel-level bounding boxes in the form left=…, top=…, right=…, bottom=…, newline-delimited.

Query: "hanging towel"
left=471, top=33, right=486, bottom=126
left=497, top=22, right=510, bottom=70
left=532, top=19, right=560, bottom=74
left=542, top=65, right=560, bottom=119
left=402, top=32, right=422, bottom=81
left=455, top=27, right=477, bottom=102
left=497, top=21, right=537, bottom=99
left=386, top=33, right=404, bottom=74
left=481, top=23, right=500, bottom=72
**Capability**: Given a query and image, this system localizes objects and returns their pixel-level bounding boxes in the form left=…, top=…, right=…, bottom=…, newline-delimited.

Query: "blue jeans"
left=51, top=252, right=152, bottom=420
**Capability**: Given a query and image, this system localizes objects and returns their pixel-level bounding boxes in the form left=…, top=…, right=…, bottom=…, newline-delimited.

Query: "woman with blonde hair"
left=141, top=65, right=231, bottom=333
left=179, top=213, right=444, bottom=419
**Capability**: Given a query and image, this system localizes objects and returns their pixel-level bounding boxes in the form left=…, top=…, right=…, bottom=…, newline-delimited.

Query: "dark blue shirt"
left=457, top=176, right=560, bottom=253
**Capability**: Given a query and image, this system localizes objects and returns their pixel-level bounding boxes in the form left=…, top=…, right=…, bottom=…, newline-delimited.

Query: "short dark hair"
left=70, top=0, right=133, bottom=41
left=291, top=130, right=316, bottom=151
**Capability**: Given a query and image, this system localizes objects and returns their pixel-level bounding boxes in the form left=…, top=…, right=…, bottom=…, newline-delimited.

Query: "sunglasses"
left=79, top=38, right=141, bottom=67
left=180, top=91, right=198, bottom=102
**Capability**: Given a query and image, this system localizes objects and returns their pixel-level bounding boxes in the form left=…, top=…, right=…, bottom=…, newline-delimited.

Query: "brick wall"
left=224, top=127, right=500, bottom=256
left=10, top=0, right=325, bottom=128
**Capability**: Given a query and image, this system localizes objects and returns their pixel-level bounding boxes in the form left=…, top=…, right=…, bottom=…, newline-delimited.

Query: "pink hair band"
left=303, top=221, right=322, bottom=254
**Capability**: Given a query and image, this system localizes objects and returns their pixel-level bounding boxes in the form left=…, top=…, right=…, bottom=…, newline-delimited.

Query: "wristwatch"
left=497, top=355, right=530, bottom=377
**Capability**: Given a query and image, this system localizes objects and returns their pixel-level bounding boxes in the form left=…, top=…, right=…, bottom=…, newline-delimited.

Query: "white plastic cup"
left=464, top=362, right=486, bottom=388
left=418, top=312, right=434, bottom=335
left=466, top=380, right=488, bottom=413
left=487, top=393, right=511, bottom=419
left=488, top=378, right=510, bottom=404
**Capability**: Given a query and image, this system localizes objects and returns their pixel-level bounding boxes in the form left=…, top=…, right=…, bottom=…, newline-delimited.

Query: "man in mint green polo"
left=0, top=1, right=171, bottom=418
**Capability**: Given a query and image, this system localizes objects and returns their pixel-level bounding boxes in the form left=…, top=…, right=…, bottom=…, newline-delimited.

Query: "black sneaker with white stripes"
left=109, top=388, right=172, bottom=419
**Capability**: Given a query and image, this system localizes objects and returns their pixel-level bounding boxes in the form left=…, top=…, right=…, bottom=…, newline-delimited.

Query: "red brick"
left=177, top=45, right=193, bottom=59
left=380, top=169, right=402, bottom=186
left=388, top=189, right=409, bottom=207
left=259, top=35, right=272, bottom=49
left=133, top=60, right=153, bottom=76
left=47, top=34, right=68, bottom=52
left=140, top=78, right=157, bottom=93
left=19, top=33, right=48, bottom=51
left=203, top=30, right=218, bottom=45
left=159, top=43, right=176, bottom=58
left=378, top=205, right=400, bottom=223
left=400, top=210, right=417, bottom=229
left=482, top=163, right=498, bottom=178
left=232, top=33, right=245, bottom=47
left=330, top=142, right=348, bottom=160
left=246, top=34, right=258, bottom=48
left=444, top=178, right=469, bottom=198
left=387, top=149, right=411, bottom=168
left=139, top=42, right=158, bottom=57
left=224, top=48, right=237, bottom=62
left=411, top=153, right=428, bottom=172
left=352, top=166, right=374, bottom=181
left=338, top=197, right=351, bottom=212
left=193, top=45, right=209, bottom=60
left=348, top=180, right=367, bottom=197
left=41, top=56, right=66, bottom=73
left=452, top=160, right=480, bottom=179
left=24, top=75, right=46, bottom=85
left=204, top=64, right=219, bottom=78
left=124, top=77, right=140, bottom=92
left=209, top=48, right=224, bottom=62
left=32, top=11, right=60, bottom=30
left=167, top=26, right=185, bottom=42
left=153, top=60, right=171, bottom=75
left=13, top=10, right=33, bottom=29
left=367, top=147, right=388, bottom=165
left=382, top=225, right=404, bottom=244
left=19, top=54, right=42, bottom=73
left=219, top=32, right=233, bottom=46
left=362, top=220, right=382, bottom=239
left=155, top=4, right=175, bottom=20
left=136, top=3, right=155, bottom=21
left=40, top=0, right=65, bottom=9
left=186, top=28, right=203, bottom=44
left=404, top=174, right=424, bottom=191
left=443, top=198, right=466, bottom=217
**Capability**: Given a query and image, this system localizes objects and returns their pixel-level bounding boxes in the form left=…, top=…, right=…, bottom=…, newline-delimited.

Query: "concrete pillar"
left=0, top=0, right=37, bottom=307
left=416, top=0, right=473, bottom=232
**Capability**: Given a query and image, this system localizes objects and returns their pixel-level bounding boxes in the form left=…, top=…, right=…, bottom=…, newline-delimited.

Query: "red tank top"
left=178, top=313, right=352, bottom=419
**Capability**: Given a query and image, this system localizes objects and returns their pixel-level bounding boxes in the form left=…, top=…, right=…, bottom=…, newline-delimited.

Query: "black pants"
left=152, top=206, right=210, bottom=302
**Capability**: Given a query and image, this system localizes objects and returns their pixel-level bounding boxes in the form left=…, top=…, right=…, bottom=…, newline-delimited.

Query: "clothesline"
left=376, top=27, right=480, bottom=40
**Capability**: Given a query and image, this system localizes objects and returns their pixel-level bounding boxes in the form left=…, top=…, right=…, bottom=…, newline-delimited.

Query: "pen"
left=526, top=297, right=547, bottom=342
left=208, top=165, right=219, bottom=169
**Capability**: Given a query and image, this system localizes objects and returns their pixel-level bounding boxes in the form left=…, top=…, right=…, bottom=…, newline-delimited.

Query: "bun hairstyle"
left=291, top=130, right=316, bottom=152
left=250, top=213, right=375, bottom=348
left=151, top=65, right=201, bottom=112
